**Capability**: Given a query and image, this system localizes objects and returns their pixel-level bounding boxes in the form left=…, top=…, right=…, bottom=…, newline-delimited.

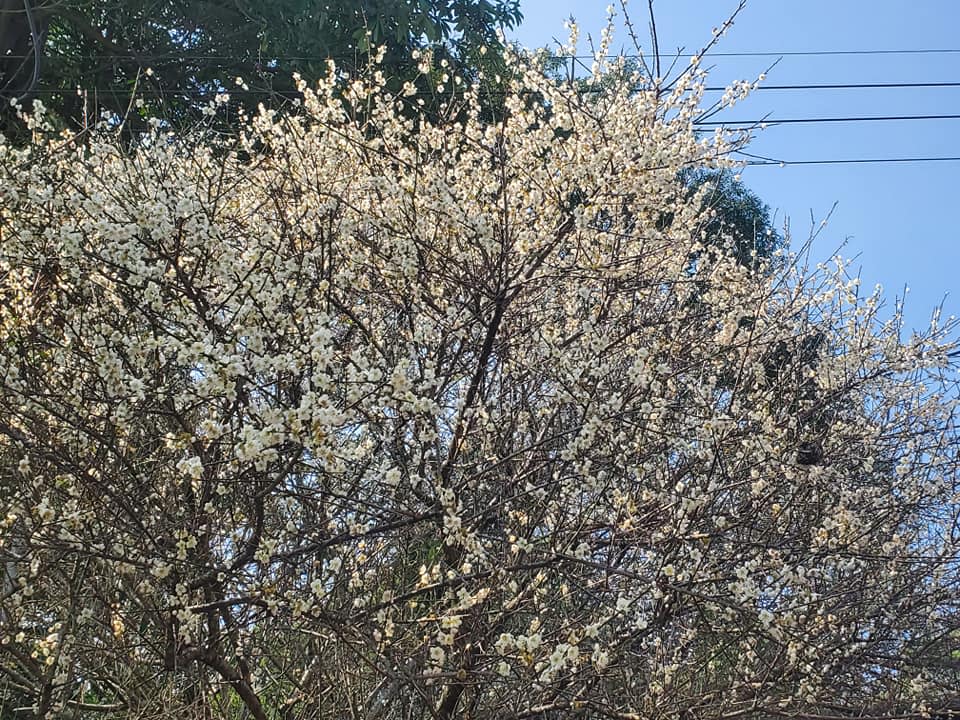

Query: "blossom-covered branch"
left=1, top=25, right=958, bottom=720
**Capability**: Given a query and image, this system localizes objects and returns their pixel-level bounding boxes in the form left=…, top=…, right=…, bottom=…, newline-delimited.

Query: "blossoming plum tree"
left=1, top=32, right=959, bottom=720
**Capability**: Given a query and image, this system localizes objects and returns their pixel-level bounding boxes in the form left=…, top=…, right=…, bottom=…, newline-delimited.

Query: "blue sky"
left=508, top=1, right=959, bottom=331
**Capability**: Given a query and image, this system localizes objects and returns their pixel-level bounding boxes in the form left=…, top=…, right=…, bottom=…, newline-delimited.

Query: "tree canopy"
left=1, top=26, right=959, bottom=720
left=682, top=167, right=784, bottom=269
left=0, top=0, right=522, bottom=131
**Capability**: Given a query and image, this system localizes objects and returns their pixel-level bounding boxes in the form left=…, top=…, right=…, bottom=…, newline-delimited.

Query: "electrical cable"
left=703, top=81, right=960, bottom=91
left=4, top=48, right=960, bottom=62
left=695, top=113, right=960, bottom=127
left=744, top=156, right=960, bottom=166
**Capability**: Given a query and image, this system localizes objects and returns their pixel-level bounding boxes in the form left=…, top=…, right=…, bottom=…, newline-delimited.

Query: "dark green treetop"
left=682, top=167, right=785, bottom=270
left=0, top=0, right=522, bottom=132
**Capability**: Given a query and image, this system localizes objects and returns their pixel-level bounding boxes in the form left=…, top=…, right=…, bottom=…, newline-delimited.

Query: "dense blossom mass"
left=0, top=36, right=958, bottom=720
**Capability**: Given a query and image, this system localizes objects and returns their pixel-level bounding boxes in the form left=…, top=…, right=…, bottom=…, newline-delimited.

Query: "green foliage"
left=0, top=0, right=522, bottom=131
left=682, top=167, right=784, bottom=269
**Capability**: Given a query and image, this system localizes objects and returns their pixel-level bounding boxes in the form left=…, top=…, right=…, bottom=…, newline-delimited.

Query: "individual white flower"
left=178, top=456, right=204, bottom=480
left=36, top=500, right=55, bottom=522
left=384, top=467, right=401, bottom=487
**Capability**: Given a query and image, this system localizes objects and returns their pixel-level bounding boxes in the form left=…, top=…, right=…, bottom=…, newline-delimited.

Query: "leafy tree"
left=1, top=34, right=959, bottom=720
left=0, top=0, right=522, bottom=132
left=682, top=167, right=784, bottom=269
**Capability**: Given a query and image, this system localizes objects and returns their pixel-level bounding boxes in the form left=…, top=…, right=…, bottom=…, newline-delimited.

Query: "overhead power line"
left=703, top=81, right=960, bottom=91
left=20, top=80, right=960, bottom=94
left=643, top=48, right=960, bottom=58
left=696, top=113, right=960, bottom=127
left=4, top=48, right=960, bottom=62
left=744, top=156, right=960, bottom=167
left=18, top=88, right=960, bottom=133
